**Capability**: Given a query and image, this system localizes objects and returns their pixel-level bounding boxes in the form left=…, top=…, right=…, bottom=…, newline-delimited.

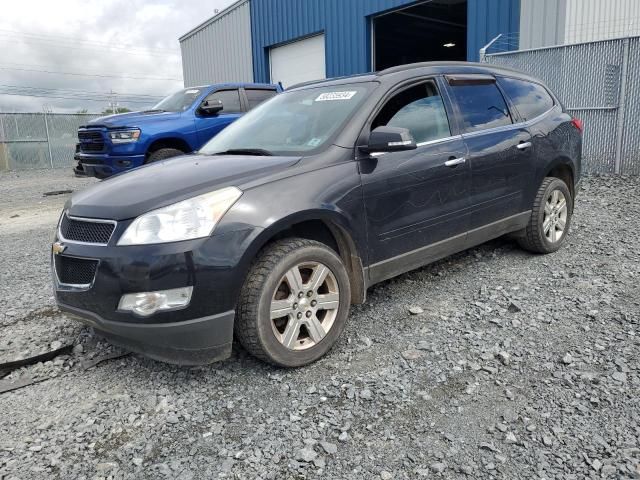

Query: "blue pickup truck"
left=74, top=83, right=281, bottom=178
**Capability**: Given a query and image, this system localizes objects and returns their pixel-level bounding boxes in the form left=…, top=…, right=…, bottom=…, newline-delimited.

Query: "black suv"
left=53, top=62, right=582, bottom=367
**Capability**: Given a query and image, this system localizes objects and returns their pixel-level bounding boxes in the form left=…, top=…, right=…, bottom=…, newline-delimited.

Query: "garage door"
left=270, top=35, right=326, bottom=88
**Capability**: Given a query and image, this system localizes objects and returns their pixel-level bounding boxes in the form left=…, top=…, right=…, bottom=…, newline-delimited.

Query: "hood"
left=67, top=154, right=301, bottom=220
left=83, top=110, right=183, bottom=129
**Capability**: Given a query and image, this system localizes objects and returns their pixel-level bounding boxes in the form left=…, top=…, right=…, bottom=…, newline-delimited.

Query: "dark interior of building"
left=373, top=0, right=468, bottom=71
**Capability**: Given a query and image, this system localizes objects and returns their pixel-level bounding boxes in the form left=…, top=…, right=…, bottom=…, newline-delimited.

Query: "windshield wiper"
left=213, top=148, right=273, bottom=156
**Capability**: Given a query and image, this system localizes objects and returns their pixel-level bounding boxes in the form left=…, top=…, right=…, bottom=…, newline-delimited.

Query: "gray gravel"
left=1, top=169, right=640, bottom=479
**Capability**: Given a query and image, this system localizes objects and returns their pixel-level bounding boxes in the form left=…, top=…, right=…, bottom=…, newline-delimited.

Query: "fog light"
left=118, top=287, right=193, bottom=317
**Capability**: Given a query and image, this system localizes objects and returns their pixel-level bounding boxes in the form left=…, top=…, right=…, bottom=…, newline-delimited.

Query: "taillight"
left=571, top=117, right=584, bottom=133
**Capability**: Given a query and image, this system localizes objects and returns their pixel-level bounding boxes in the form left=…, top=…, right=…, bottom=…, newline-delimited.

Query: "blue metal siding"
left=467, top=0, right=521, bottom=60
left=250, top=0, right=521, bottom=83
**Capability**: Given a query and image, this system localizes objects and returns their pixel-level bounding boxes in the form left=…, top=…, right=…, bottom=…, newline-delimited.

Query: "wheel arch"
left=246, top=210, right=367, bottom=305
left=544, top=157, right=576, bottom=198
left=146, top=136, right=193, bottom=156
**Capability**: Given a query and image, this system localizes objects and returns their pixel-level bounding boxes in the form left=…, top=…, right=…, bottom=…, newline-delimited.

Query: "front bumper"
left=53, top=225, right=261, bottom=365
left=74, top=151, right=146, bottom=178
left=59, top=302, right=233, bottom=365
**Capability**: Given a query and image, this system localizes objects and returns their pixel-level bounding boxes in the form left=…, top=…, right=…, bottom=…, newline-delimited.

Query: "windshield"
left=152, top=88, right=202, bottom=112
left=200, top=83, right=375, bottom=156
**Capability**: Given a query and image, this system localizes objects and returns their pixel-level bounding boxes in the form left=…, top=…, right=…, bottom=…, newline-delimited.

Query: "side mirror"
left=360, top=126, right=417, bottom=153
left=199, top=99, right=223, bottom=115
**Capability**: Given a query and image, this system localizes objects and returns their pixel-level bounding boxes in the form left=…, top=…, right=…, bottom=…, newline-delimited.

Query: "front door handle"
left=444, top=157, right=466, bottom=167
left=517, top=141, right=532, bottom=150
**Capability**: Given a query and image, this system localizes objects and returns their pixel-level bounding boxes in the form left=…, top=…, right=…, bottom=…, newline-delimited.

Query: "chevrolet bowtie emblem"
left=52, top=242, right=66, bottom=255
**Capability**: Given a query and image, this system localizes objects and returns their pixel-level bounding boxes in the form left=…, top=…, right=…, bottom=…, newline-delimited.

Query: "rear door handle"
left=517, top=142, right=532, bottom=150
left=444, top=157, right=466, bottom=167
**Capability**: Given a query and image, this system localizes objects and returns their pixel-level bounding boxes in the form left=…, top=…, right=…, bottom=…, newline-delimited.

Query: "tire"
left=146, top=148, right=185, bottom=163
left=235, top=238, right=351, bottom=367
left=517, top=177, right=573, bottom=254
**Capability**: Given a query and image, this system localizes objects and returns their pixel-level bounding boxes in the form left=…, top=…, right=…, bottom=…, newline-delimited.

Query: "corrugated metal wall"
left=467, top=0, right=520, bottom=60
left=250, top=0, right=521, bottom=83
left=519, top=0, right=566, bottom=49
left=179, top=0, right=254, bottom=86
left=565, top=0, right=640, bottom=44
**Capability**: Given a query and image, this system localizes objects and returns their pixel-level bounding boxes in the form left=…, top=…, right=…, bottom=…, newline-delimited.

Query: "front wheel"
left=235, top=238, right=351, bottom=367
left=517, top=177, right=573, bottom=254
left=146, top=148, right=185, bottom=163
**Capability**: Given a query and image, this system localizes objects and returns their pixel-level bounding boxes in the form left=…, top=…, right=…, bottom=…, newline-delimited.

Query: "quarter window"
left=245, top=89, right=278, bottom=109
left=449, top=82, right=512, bottom=133
left=372, top=81, right=451, bottom=144
left=204, top=89, right=242, bottom=113
left=498, top=77, right=555, bottom=121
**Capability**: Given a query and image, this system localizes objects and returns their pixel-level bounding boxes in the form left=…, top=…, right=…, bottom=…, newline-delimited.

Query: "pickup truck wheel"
left=517, top=177, right=573, bottom=254
left=146, top=148, right=184, bottom=163
left=235, top=238, right=351, bottom=367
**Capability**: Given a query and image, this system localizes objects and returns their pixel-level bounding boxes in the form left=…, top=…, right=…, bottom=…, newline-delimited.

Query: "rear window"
left=246, top=89, right=278, bottom=109
left=449, top=82, right=512, bottom=133
left=498, top=77, right=555, bottom=121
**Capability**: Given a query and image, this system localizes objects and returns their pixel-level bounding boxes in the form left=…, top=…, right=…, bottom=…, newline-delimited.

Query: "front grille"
left=55, top=256, right=98, bottom=286
left=78, top=130, right=105, bottom=153
left=60, top=215, right=115, bottom=244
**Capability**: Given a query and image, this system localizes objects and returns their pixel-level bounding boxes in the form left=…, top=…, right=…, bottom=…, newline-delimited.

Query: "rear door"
left=445, top=75, right=534, bottom=229
left=195, top=88, right=244, bottom=147
left=359, top=78, right=470, bottom=281
left=242, top=87, right=279, bottom=110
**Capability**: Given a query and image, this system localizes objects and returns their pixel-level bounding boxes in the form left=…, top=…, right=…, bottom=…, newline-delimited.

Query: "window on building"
left=448, top=82, right=512, bottom=133
left=372, top=81, right=451, bottom=144
left=498, top=77, right=555, bottom=121
left=204, top=89, right=242, bottom=113
left=245, top=89, right=278, bottom=109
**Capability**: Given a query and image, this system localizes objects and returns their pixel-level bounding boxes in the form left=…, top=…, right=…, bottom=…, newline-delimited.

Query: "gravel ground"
left=1, top=169, right=639, bottom=480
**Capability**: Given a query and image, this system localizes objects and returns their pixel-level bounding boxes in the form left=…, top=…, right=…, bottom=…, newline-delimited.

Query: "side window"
left=448, top=82, right=512, bottom=133
left=246, top=89, right=278, bottom=109
left=372, top=81, right=451, bottom=144
left=498, top=77, right=555, bottom=121
left=204, top=89, right=242, bottom=113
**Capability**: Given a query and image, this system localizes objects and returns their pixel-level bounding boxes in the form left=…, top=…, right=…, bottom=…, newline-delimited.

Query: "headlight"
left=117, top=187, right=242, bottom=245
left=109, top=129, right=141, bottom=143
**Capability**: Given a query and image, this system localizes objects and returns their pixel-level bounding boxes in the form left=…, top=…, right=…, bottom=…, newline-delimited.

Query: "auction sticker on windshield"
left=315, top=91, right=357, bottom=102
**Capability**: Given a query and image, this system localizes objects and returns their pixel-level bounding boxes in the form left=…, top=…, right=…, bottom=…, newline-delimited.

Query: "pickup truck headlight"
left=118, top=187, right=242, bottom=245
left=109, top=129, right=141, bottom=143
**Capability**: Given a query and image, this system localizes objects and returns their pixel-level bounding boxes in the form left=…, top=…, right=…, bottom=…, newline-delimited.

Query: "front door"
left=359, top=79, right=471, bottom=282
left=195, top=89, right=244, bottom=147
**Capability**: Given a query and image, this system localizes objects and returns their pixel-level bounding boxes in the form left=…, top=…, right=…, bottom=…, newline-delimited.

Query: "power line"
left=0, top=91, right=159, bottom=104
left=0, top=64, right=182, bottom=81
left=0, top=84, right=163, bottom=99
left=0, top=28, right=180, bottom=54
left=0, top=35, right=181, bottom=58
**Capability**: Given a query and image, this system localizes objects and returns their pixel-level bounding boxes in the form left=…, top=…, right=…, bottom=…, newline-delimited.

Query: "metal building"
left=180, top=0, right=520, bottom=87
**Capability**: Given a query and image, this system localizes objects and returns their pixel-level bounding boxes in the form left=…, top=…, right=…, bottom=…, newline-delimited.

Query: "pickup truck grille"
left=78, top=130, right=105, bottom=153
left=55, top=256, right=98, bottom=286
left=60, top=214, right=116, bottom=244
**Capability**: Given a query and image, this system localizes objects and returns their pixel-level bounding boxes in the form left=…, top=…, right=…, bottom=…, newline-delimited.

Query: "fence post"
left=43, top=111, right=54, bottom=168
left=0, top=114, right=7, bottom=171
left=613, top=37, right=630, bottom=175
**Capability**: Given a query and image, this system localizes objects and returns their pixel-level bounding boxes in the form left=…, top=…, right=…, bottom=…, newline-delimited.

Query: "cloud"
left=0, top=0, right=235, bottom=113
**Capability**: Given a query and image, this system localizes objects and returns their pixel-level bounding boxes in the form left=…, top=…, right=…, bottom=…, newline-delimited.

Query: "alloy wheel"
left=543, top=189, right=568, bottom=243
left=270, top=262, right=340, bottom=351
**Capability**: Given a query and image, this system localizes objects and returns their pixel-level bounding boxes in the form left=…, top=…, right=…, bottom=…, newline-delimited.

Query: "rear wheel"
left=517, top=177, right=573, bottom=253
left=146, top=148, right=185, bottom=163
left=235, top=238, right=351, bottom=367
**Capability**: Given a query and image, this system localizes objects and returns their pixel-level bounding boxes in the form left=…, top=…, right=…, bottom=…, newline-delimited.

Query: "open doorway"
left=373, top=0, right=468, bottom=71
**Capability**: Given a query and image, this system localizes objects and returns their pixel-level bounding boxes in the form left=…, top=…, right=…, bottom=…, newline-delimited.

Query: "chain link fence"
left=483, top=35, right=640, bottom=175
left=0, top=113, right=99, bottom=171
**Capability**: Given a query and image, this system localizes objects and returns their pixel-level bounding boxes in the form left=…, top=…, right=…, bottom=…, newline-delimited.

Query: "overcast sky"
left=0, top=0, right=235, bottom=113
